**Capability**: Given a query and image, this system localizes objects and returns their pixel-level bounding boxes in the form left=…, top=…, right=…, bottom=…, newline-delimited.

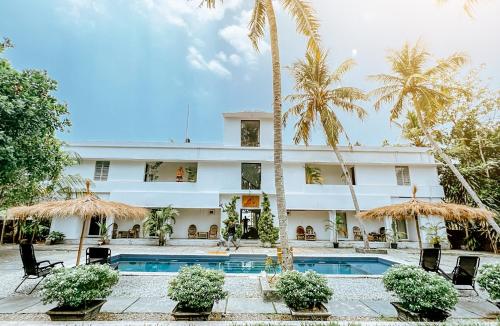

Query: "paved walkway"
left=0, top=244, right=498, bottom=322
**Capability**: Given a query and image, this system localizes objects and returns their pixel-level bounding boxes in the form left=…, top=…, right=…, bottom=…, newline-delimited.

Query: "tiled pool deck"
left=0, top=244, right=499, bottom=323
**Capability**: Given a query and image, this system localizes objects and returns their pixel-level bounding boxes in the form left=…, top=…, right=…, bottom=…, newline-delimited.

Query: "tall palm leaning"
left=203, top=0, right=320, bottom=270
left=370, top=42, right=500, bottom=234
left=283, top=48, right=370, bottom=249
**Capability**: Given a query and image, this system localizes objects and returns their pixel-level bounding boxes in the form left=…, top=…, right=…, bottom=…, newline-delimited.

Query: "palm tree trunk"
left=332, top=146, right=370, bottom=249
left=265, top=0, right=292, bottom=271
left=413, top=106, right=500, bottom=234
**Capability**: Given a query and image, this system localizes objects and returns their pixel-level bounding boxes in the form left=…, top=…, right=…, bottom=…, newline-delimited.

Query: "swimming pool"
left=112, top=254, right=395, bottom=275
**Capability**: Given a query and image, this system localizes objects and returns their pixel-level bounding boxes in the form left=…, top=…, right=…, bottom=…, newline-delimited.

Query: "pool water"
left=112, top=254, right=394, bottom=275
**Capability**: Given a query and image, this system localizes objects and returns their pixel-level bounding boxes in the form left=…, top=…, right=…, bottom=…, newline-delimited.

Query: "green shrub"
left=168, top=265, right=227, bottom=312
left=258, top=193, right=279, bottom=245
left=47, top=231, right=65, bottom=244
left=383, top=265, right=458, bottom=313
left=41, top=264, right=119, bottom=308
left=477, top=264, right=500, bottom=301
left=276, top=270, right=333, bottom=310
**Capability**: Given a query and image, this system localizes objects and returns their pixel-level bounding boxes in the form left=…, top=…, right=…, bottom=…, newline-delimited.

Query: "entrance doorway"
left=240, top=209, right=260, bottom=239
left=88, top=216, right=104, bottom=236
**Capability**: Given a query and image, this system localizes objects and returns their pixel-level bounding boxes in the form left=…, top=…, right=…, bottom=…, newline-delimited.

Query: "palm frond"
left=424, top=52, right=468, bottom=77
left=331, top=58, right=356, bottom=83
left=248, top=0, right=267, bottom=51
left=281, top=0, right=321, bottom=52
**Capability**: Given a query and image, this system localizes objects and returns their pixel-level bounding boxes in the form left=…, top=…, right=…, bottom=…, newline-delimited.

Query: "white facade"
left=53, top=111, right=447, bottom=247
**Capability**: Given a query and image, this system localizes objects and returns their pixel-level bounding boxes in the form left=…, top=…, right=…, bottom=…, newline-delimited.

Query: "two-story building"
left=52, top=111, right=447, bottom=248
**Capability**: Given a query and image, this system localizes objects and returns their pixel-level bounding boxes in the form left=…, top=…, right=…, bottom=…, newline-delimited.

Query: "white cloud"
left=229, top=54, right=242, bottom=66
left=218, top=10, right=269, bottom=64
left=187, top=47, right=231, bottom=78
left=56, top=0, right=107, bottom=26
left=216, top=51, right=228, bottom=62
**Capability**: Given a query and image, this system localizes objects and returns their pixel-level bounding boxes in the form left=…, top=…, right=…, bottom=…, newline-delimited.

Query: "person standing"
left=226, top=220, right=239, bottom=251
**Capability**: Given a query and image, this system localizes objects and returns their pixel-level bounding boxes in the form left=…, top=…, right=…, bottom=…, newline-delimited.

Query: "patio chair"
left=208, top=225, right=218, bottom=239
left=419, top=248, right=443, bottom=273
left=305, top=225, right=317, bottom=241
left=353, top=226, right=363, bottom=241
left=129, top=224, right=140, bottom=238
left=296, top=226, right=305, bottom=240
left=188, top=224, right=197, bottom=239
left=444, top=256, right=480, bottom=293
left=379, top=227, right=386, bottom=242
left=86, top=247, right=119, bottom=270
left=15, top=242, right=64, bottom=294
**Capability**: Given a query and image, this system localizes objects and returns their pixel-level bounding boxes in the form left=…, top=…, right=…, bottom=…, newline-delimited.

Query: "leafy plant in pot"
left=325, top=215, right=346, bottom=248
left=386, top=228, right=406, bottom=249
left=45, top=231, right=65, bottom=245
left=168, top=265, right=227, bottom=320
left=476, top=264, right=500, bottom=308
left=423, top=222, right=447, bottom=249
left=276, top=270, right=333, bottom=320
left=383, top=265, right=458, bottom=321
left=96, top=221, right=113, bottom=245
left=258, top=193, right=279, bottom=248
left=41, top=264, right=119, bottom=321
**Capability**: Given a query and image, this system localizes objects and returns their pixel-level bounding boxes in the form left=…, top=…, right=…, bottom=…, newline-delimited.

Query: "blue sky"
left=1, top=0, right=499, bottom=146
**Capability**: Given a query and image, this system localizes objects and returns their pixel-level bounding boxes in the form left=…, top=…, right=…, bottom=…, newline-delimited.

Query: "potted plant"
left=168, top=265, right=227, bottom=320
left=383, top=265, right=458, bottom=321
left=96, top=221, right=112, bottom=245
left=143, top=205, right=179, bottom=245
left=258, top=193, right=279, bottom=248
left=423, top=222, right=447, bottom=248
left=42, top=264, right=119, bottom=321
left=45, top=231, right=65, bottom=245
left=477, top=264, right=500, bottom=308
left=386, top=228, right=406, bottom=249
left=324, top=215, right=345, bottom=248
left=276, top=270, right=333, bottom=320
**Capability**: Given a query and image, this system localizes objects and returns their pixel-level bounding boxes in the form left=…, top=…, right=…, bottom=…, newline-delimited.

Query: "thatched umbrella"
left=357, top=186, right=493, bottom=249
left=8, top=180, right=149, bottom=265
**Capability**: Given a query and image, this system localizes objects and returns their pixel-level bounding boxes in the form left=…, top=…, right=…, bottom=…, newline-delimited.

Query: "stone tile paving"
left=102, top=297, right=140, bottom=313
left=326, top=300, right=380, bottom=318
left=225, top=297, right=276, bottom=314
left=124, top=297, right=176, bottom=313
left=0, top=295, right=40, bottom=313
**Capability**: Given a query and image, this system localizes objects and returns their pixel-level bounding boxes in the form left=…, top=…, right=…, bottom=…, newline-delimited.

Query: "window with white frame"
left=94, top=161, right=110, bottom=181
left=395, top=166, right=411, bottom=186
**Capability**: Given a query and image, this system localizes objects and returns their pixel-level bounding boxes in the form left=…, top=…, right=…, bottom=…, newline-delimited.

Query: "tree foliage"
left=221, top=196, right=243, bottom=240
left=258, top=193, right=279, bottom=245
left=0, top=38, right=73, bottom=209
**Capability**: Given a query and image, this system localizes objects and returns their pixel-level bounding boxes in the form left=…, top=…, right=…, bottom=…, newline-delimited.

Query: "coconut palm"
left=283, top=48, right=369, bottom=248
left=370, top=42, right=500, bottom=234
left=203, top=0, right=320, bottom=270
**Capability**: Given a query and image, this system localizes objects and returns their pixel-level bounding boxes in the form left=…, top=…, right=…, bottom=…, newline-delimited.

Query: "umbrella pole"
left=0, top=219, right=6, bottom=244
left=415, top=213, right=422, bottom=250
left=76, top=220, right=86, bottom=266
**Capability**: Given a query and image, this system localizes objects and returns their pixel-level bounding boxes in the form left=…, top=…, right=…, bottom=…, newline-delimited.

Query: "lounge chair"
left=296, top=226, right=305, bottom=240
left=129, top=224, right=140, bottom=238
left=15, top=242, right=64, bottom=294
left=444, top=256, right=480, bottom=293
left=305, top=225, right=317, bottom=241
left=208, top=225, right=218, bottom=239
left=188, top=224, right=197, bottom=239
left=86, top=247, right=119, bottom=270
left=419, top=248, right=443, bottom=273
left=353, top=226, right=363, bottom=241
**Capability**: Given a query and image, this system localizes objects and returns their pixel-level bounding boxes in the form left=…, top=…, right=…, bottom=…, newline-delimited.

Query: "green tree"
left=143, top=205, right=179, bottom=246
left=0, top=38, right=72, bottom=209
left=203, top=0, right=320, bottom=271
left=283, top=48, right=369, bottom=248
left=370, top=42, right=500, bottom=234
left=258, top=193, right=279, bottom=247
left=222, top=196, right=243, bottom=240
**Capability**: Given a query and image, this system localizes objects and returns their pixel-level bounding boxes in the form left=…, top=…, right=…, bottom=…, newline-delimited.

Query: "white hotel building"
left=53, top=111, right=446, bottom=248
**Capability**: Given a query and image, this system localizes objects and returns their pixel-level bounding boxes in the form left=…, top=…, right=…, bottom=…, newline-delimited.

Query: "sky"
left=1, top=0, right=499, bottom=146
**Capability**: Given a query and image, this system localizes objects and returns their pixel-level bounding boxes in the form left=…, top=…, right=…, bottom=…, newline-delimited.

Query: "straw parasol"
left=357, top=186, right=493, bottom=249
left=8, top=180, right=149, bottom=265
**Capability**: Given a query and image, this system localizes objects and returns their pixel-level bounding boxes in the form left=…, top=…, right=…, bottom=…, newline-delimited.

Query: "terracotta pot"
left=391, top=302, right=450, bottom=322
left=46, top=300, right=105, bottom=321
left=171, top=303, right=212, bottom=321
left=289, top=302, right=330, bottom=320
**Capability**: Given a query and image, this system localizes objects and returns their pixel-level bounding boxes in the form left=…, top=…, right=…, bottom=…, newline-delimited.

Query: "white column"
left=328, top=210, right=336, bottom=242
left=107, top=216, right=115, bottom=239
left=384, top=216, right=392, bottom=242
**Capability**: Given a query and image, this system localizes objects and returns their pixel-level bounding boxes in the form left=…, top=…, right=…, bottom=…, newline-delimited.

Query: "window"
left=348, top=166, right=356, bottom=185
left=94, top=161, right=110, bottom=181
left=392, top=219, right=408, bottom=240
left=241, top=120, right=260, bottom=147
left=241, top=163, right=261, bottom=190
left=335, top=211, right=348, bottom=239
left=395, top=166, right=411, bottom=186
left=88, top=216, right=105, bottom=236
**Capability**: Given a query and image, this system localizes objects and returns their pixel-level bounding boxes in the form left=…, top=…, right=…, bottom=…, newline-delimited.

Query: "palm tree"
left=203, top=0, right=320, bottom=270
left=283, top=48, right=370, bottom=249
left=370, top=42, right=500, bottom=234
left=143, top=205, right=179, bottom=246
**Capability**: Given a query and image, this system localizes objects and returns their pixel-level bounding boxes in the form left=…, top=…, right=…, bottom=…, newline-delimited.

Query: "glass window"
left=94, top=161, right=110, bottom=181
left=241, top=120, right=260, bottom=147
left=395, top=166, right=411, bottom=186
left=392, top=219, right=408, bottom=240
left=336, top=211, right=348, bottom=239
left=241, top=163, right=261, bottom=190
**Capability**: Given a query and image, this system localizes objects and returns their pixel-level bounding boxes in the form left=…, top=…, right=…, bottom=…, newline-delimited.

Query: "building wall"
left=171, top=208, right=221, bottom=239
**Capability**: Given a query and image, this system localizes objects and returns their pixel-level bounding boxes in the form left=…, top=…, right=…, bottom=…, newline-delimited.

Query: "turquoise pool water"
left=112, top=254, right=394, bottom=275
